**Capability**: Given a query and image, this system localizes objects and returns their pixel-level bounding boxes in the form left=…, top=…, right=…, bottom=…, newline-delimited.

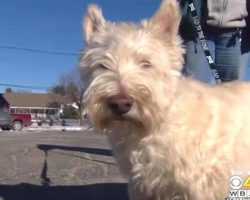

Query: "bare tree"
left=5, top=87, right=13, bottom=93
left=49, top=67, right=85, bottom=125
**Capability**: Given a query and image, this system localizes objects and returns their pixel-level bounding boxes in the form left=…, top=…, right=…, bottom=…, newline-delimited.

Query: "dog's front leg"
left=128, top=182, right=157, bottom=200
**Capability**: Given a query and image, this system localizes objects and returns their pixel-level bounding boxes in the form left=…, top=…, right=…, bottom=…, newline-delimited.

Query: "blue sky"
left=0, top=0, right=161, bottom=93
left=0, top=0, right=249, bottom=93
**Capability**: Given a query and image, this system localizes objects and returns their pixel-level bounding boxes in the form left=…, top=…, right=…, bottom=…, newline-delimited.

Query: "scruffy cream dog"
left=79, top=0, right=250, bottom=199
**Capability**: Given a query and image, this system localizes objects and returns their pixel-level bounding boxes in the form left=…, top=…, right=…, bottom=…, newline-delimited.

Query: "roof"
left=3, top=92, right=61, bottom=108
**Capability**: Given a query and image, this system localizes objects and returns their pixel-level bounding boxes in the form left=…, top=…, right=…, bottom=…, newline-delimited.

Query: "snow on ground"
left=24, top=123, right=93, bottom=132
left=8, top=121, right=93, bottom=132
left=25, top=125, right=83, bottom=131
left=0, top=120, right=94, bottom=133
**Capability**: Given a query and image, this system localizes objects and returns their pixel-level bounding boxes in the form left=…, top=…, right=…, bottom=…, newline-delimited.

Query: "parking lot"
left=0, top=129, right=128, bottom=200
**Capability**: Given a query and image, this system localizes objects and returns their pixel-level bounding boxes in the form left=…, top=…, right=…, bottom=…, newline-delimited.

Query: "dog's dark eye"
left=140, top=60, right=152, bottom=68
left=96, top=64, right=108, bottom=70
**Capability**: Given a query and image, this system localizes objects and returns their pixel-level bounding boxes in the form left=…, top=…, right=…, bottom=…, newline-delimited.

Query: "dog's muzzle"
left=107, top=95, right=133, bottom=116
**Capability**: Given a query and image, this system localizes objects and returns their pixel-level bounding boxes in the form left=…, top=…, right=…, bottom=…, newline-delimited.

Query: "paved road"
left=0, top=130, right=128, bottom=200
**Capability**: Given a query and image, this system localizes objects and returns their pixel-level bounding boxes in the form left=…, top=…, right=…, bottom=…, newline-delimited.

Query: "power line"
left=0, top=83, right=50, bottom=91
left=0, top=44, right=80, bottom=56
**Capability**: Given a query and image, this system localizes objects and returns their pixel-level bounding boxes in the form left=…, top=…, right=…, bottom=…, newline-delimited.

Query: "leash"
left=187, top=0, right=222, bottom=84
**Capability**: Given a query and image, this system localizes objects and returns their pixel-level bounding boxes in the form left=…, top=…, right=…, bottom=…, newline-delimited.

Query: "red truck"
left=0, top=94, right=32, bottom=131
left=10, top=113, right=32, bottom=131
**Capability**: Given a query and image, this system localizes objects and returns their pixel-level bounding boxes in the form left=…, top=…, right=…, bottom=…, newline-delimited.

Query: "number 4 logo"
left=243, top=176, right=250, bottom=188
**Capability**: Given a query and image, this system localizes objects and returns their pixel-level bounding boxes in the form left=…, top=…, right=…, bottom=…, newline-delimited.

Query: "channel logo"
left=227, top=174, right=250, bottom=200
left=230, top=176, right=243, bottom=189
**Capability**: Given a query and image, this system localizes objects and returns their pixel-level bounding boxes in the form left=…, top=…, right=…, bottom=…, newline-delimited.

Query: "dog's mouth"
left=112, top=115, right=126, bottom=120
left=94, top=106, right=151, bottom=134
left=111, top=114, right=133, bottom=121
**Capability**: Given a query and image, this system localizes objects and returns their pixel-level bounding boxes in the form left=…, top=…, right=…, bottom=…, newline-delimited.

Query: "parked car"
left=0, top=94, right=32, bottom=131
left=10, top=113, right=32, bottom=131
left=0, top=94, right=11, bottom=130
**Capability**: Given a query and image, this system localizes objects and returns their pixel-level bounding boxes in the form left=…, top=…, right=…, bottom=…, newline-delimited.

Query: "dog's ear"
left=150, top=0, right=181, bottom=39
left=83, top=4, right=106, bottom=45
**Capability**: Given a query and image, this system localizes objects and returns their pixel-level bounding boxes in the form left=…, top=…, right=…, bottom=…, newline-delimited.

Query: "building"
left=3, top=92, right=62, bottom=121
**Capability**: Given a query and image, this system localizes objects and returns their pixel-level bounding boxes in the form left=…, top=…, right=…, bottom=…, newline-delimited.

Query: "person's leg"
left=246, top=56, right=250, bottom=81
left=183, top=38, right=216, bottom=84
left=239, top=28, right=250, bottom=81
left=214, top=30, right=241, bottom=82
left=239, top=52, right=250, bottom=81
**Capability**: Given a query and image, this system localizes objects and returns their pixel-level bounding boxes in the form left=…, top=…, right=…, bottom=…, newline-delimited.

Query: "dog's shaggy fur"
left=79, top=0, right=250, bottom=199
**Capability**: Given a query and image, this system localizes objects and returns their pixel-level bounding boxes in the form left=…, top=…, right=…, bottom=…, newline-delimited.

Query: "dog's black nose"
left=107, top=95, right=133, bottom=115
